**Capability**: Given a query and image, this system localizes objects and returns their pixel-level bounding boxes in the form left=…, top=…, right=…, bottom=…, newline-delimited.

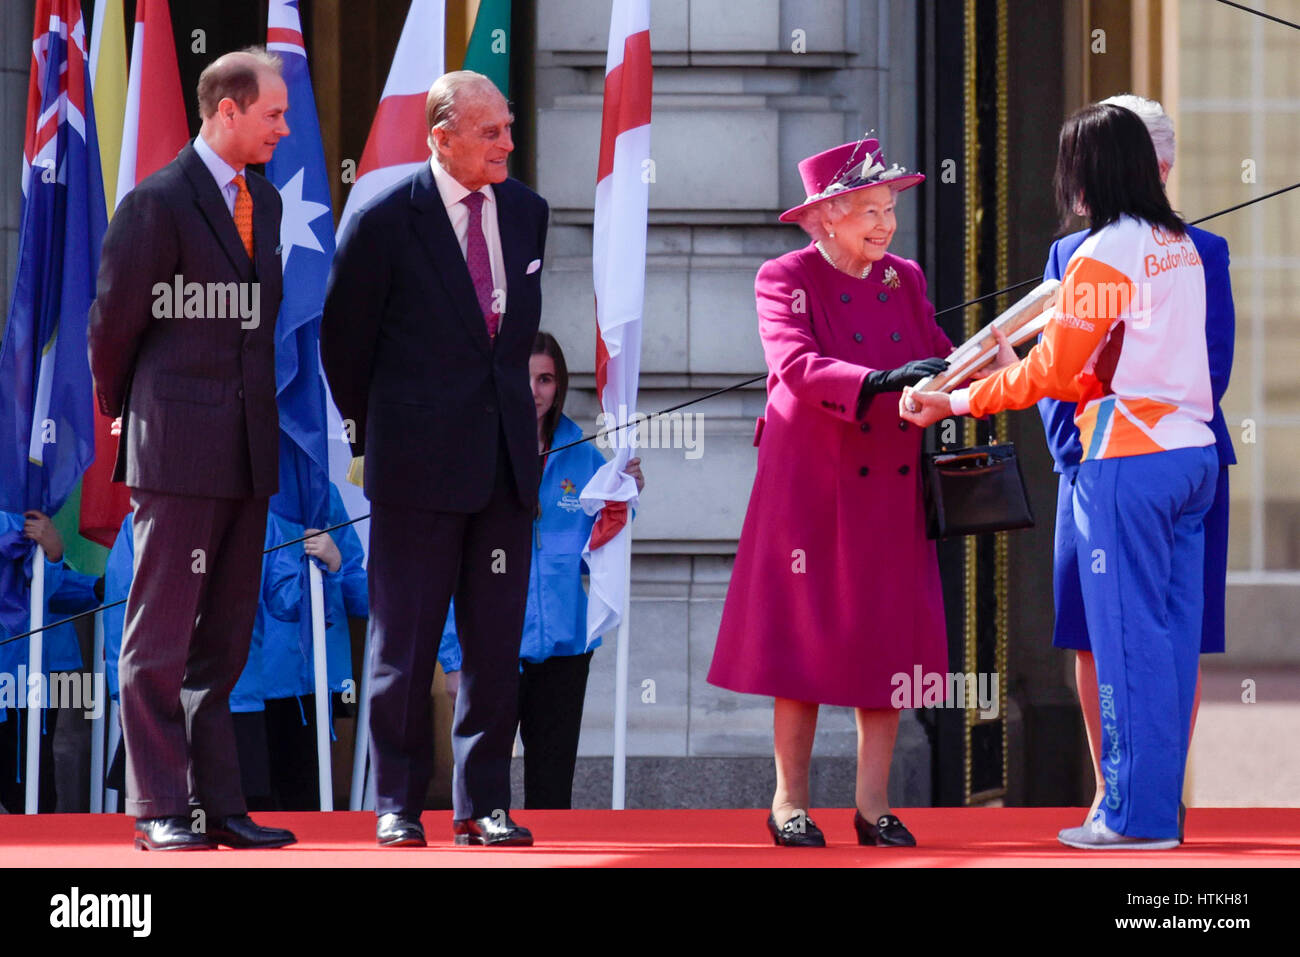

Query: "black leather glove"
left=857, top=357, right=949, bottom=417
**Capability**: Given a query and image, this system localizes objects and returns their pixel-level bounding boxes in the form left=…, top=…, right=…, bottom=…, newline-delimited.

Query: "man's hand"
left=899, top=388, right=954, bottom=429
left=303, top=529, right=342, bottom=573
left=626, top=457, right=645, bottom=494
left=22, top=510, right=64, bottom=563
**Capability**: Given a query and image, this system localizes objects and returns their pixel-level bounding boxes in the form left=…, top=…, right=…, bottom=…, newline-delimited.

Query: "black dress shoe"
left=207, top=814, right=297, bottom=849
left=377, top=813, right=426, bottom=847
left=134, top=816, right=214, bottom=851
left=766, top=811, right=826, bottom=847
left=453, top=814, right=533, bottom=846
left=854, top=811, right=917, bottom=847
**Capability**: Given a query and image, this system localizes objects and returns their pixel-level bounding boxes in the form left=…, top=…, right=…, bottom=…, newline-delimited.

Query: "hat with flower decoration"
left=779, top=136, right=925, bottom=223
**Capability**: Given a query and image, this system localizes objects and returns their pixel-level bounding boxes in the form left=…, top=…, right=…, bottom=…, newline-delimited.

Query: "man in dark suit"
left=322, top=71, right=548, bottom=847
left=88, top=49, right=297, bottom=851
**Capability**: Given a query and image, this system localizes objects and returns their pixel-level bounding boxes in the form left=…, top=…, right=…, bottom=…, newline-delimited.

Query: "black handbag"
left=921, top=442, right=1035, bottom=539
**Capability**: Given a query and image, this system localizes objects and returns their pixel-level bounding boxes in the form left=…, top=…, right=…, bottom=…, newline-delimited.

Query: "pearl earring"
left=828, top=230, right=835, bottom=238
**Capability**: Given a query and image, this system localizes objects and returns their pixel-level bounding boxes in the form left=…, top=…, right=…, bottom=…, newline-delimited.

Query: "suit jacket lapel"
left=250, top=175, right=281, bottom=335
left=496, top=185, right=528, bottom=350
left=179, top=142, right=254, bottom=281
left=409, top=163, right=493, bottom=356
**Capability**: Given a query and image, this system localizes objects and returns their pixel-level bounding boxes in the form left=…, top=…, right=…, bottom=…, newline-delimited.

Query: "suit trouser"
left=519, top=651, right=593, bottom=809
left=1073, top=446, right=1216, bottom=838
left=120, top=490, right=268, bottom=819
left=367, top=436, right=532, bottom=820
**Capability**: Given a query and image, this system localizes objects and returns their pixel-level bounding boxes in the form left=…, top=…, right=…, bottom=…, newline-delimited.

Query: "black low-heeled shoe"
left=766, top=811, right=826, bottom=847
left=854, top=810, right=916, bottom=847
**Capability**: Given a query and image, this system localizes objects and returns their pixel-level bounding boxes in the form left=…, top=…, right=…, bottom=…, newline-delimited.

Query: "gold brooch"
left=883, top=266, right=901, bottom=289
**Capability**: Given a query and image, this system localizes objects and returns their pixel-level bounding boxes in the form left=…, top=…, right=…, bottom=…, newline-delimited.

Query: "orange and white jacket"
left=951, top=215, right=1215, bottom=460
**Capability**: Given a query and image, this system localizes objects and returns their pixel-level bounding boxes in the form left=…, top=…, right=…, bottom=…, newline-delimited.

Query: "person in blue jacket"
left=443, top=332, right=644, bottom=809
left=1037, top=95, right=1235, bottom=833
left=103, top=510, right=300, bottom=805
left=0, top=510, right=99, bottom=812
left=254, top=483, right=367, bottom=810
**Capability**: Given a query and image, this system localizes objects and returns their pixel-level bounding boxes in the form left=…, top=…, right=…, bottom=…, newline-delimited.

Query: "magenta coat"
left=707, top=245, right=953, bottom=709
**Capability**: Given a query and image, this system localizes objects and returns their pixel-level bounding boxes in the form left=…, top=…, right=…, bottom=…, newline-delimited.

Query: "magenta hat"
left=779, top=137, right=925, bottom=223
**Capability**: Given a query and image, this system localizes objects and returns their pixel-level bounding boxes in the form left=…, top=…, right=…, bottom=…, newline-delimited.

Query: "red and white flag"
left=580, top=0, right=652, bottom=645
left=80, top=0, right=187, bottom=546
left=334, top=0, right=445, bottom=240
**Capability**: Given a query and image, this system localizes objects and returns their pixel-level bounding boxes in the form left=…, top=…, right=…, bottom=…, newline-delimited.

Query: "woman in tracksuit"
left=443, top=332, right=644, bottom=809
left=903, top=104, right=1218, bottom=849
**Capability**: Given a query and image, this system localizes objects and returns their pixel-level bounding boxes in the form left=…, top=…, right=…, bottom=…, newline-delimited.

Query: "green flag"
left=463, top=0, right=511, bottom=96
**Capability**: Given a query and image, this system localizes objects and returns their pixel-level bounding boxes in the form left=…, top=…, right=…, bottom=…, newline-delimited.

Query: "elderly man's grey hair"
left=1099, top=93, right=1175, bottom=171
left=425, top=70, right=502, bottom=133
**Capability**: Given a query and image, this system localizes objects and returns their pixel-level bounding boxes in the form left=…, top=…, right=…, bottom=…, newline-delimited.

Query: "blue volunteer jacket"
left=440, top=415, right=609, bottom=670
left=0, top=512, right=97, bottom=723
left=256, top=484, right=366, bottom=701
left=1036, top=225, right=1236, bottom=474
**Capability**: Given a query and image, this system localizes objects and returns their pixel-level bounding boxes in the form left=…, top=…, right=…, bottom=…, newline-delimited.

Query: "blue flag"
left=267, top=0, right=335, bottom=531
left=0, top=3, right=105, bottom=515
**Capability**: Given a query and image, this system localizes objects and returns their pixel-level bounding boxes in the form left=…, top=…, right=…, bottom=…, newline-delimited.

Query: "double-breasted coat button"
left=890, top=331, right=901, bottom=341
left=853, top=332, right=863, bottom=342
left=898, top=465, right=910, bottom=475
left=859, top=466, right=869, bottom=477
left=898, top=421, right=908, bottom=430
left=840, top=293, right=852, bottom=303
left=839, top=404, right=846, bottom=412
left=879, top=292, right=890, bottom=303
left=860, top=422, right=870, bottom=433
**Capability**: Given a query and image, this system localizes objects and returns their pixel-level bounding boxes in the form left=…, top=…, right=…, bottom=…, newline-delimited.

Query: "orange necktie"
left=232, top=173, right=254, bottom=259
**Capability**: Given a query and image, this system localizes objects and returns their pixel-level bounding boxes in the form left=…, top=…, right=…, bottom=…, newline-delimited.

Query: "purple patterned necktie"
left=462, top=191, right=499, bottom=339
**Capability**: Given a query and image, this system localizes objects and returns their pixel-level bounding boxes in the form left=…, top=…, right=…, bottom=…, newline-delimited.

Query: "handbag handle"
left=931, top=451, right=992, bottom=468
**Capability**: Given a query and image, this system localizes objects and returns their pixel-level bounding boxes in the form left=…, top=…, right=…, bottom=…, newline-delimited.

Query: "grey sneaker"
left=1058, top=813, right=1179, bottom=850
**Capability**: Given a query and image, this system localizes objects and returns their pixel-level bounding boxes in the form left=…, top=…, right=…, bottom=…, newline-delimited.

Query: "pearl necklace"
left=815, top=241, right=871, bottom=279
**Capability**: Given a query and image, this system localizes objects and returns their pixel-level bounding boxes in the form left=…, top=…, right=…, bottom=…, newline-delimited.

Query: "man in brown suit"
left=88, top=49, right=295, bottom=850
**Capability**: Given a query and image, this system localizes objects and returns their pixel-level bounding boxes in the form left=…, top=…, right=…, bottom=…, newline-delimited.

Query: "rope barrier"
left=6, top=183, right=1297, bottom=647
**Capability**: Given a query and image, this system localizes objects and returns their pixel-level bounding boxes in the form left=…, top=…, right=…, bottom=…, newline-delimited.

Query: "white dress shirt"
left=430, top=157, right=507, bottom=321
left=193, top=133, right=245, bottom=216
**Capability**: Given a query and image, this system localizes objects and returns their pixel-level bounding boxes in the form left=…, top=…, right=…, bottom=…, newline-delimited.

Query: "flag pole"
left=308, top=561, right=333, bottom=810
left=105, top=697, right=121, bottom=813
left=349, top=627, right=373, bottom=810
left=25, top=544, right=45, bottom=813
left=89, top=610, right=106, bottom=812
left=611, top=527, right=632, bottom=809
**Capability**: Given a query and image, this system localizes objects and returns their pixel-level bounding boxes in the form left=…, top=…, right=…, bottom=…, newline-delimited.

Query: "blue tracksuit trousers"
left=1073, top=445, right=1217, bottom=838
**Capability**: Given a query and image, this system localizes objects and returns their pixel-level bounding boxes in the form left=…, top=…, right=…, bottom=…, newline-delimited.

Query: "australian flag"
left=267, top=0, right=335, bottom=532
left=0, top=1, right=105, bottom=515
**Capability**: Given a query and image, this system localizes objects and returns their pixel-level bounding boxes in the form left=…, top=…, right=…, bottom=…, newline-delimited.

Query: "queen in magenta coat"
left=708, top=138, right=953, bottom=849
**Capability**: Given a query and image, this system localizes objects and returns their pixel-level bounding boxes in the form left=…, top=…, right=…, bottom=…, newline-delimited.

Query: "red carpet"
left=2, top=808, right=1296, bottom=867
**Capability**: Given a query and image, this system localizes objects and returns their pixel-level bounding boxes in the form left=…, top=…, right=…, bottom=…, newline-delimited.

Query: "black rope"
left=1213, top=0, right=1300, bottom=32
left=6, top=185, right=1296, bottom=647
